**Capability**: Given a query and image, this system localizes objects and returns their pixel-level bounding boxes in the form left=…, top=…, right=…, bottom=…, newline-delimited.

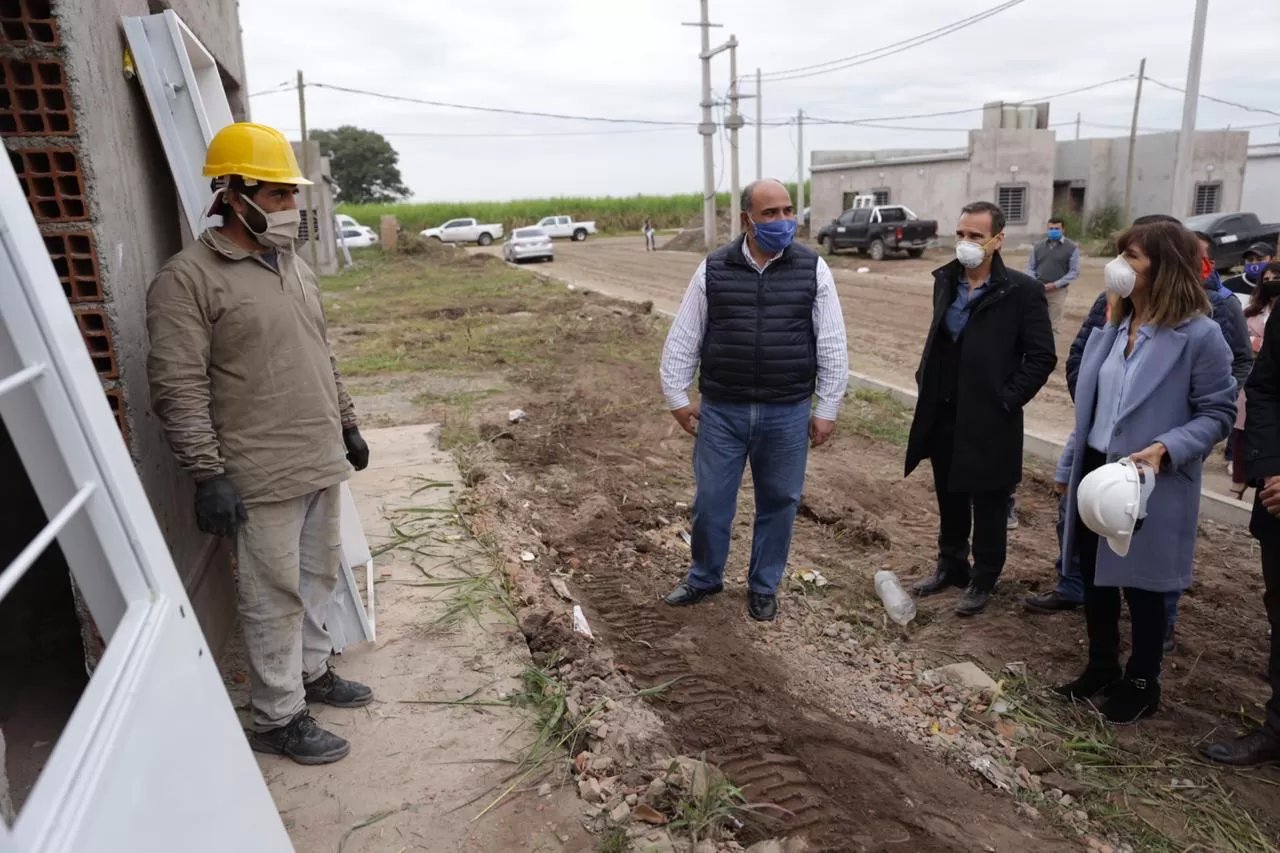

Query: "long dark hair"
left=1246, top=261, right=1280, bottom=318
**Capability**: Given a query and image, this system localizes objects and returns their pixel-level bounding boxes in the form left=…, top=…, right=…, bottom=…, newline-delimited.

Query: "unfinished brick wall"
left=0, top=0, right=123, bottom=443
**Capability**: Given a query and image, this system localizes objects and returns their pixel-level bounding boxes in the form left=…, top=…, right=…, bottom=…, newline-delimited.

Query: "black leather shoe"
left=1024, top=591, right=1081, bottom=614
left=955, top=583, right=993, bottom=616
left=305, top=668, right=374, bottom=708
left=912, top=569, right=968, bottom=597
left=1200, top=729, right=1280, bottom=766
left=1099, top=677, right=1160, bottom=725
left=747, top=592, right=778, bottom=622
left=249, top=711, right=350, bottom=765
left=1054, top=665, right=1123, bottom=701
left=663, top=583, right=723, bottom=607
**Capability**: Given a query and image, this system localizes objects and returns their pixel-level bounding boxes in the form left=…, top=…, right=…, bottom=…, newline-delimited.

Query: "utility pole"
left=684, top=0, right=720, bottom=249
left=796, top=109, right=805, bottom=227
left=755, top=67, right=763, bottom=181
left=296, top=69, right=318, bottom=273
left=1169, top=0, right=1209, bottom=219
left=1075, top=112, right=1081, bottom=141
left=1123, top=58, right=1147, bottom=224
left=727, top=37, right=744, bottom=241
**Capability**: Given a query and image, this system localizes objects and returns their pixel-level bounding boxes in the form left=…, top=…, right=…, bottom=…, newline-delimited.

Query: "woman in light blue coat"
left=1054, top=221, right=1236, bottom=725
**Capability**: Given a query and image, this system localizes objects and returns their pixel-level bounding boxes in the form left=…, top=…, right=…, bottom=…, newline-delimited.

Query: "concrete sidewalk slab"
left=229, top=424, right=591, bottom=853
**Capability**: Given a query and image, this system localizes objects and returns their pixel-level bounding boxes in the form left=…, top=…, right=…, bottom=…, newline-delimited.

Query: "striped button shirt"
left=659, top=239, right=850, bottom=420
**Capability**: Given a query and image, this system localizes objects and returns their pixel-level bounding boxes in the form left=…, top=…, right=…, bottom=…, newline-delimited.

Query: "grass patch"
left=839, top=388, right=914, bottom=446
left=596, top=828, right=629, bottom=853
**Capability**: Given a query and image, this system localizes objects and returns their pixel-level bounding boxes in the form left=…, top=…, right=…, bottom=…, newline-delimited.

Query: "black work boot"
left=663, top=582, right=723, bottom=607
left=305, top=668, right=374, bottom=708
left=1024, top=591, right=1081, bottom=614
left=1099, top=677, right=1161, bottom=725
left=747, top=592, right=778, bottom=622
left=955, top=583, right=993, bottom=617
left=1200, top=729, right=1280, bottom=766
left=249, top=711, right=350, bottom=765
left=1054, top=664, right=1123, bottom=701
left=912, top=568, right=968, bottom=597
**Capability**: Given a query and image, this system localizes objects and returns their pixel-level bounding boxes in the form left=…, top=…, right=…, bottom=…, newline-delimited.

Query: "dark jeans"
left=931, top=408, right=1007, bottom=589
left=1077, top=447, right=1167, bottom=680
left=1053, top=493, right=1085, bottom=603
left=686, top=398, right=810, bottom=596
left=1262, top=538, right=1280, bottom=734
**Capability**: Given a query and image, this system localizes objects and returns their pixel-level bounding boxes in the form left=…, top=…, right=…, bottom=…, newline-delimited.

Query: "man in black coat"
left=905, top=201, right=1057, bottom=616
left=1201, top=306, right=1280, bottom=765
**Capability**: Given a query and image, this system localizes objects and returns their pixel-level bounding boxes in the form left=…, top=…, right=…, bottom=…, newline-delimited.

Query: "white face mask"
left=955, top=240, right=988, bottom=269
left=237, top=196, right=301, bottom=251
left=1104, top=255, right=1137, bottom=298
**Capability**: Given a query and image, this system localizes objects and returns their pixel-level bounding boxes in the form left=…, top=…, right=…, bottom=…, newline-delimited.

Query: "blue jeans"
left=1058, top=494, right=1183, bottom=632
left=686, top=398, right=810, bottom=596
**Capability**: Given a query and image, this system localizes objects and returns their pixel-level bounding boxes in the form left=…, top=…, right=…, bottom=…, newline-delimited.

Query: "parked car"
left=335, top=213, right=378, bottom=244
left=420, top=218, right=504, bottom=246
left=336, top=226, right=376, bottom=249
left=1183, top=211, right=1280, bottom=270
left=503, top=227, right=554, bottom=264
left=817, top=205, right=938, bottom=260
left=534, top=216, right=596, bottom=241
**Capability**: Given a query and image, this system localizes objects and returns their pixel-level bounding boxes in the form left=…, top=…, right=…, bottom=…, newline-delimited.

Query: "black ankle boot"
left=249, top=711, right=350, bottom=765
left=1200, top=729, right=1280, bottom=766
left=305, top=667, right=374, bottom=708
left=1053, top=664, right=1122, bottom=701
left=1099, top=677, right=1160, bottom=725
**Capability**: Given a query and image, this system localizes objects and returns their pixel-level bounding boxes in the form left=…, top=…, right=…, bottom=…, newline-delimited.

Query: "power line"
left=298, top=81, right=699, bottom=126
left=248, top=80, right=295, bottom=98
left=1144, top=77, right=1280, bottom=119
left=278, top=125, right=690, bottom=139
left=755, top=0, right=1029, bottom=83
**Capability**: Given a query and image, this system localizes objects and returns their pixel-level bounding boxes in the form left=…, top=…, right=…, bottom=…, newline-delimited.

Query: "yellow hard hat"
left=203, top=122, right=313, bottom=186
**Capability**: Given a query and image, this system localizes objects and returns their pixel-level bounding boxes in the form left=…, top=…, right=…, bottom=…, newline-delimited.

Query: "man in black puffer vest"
left=659, top=179, right=849, bottom=622
left=905, top=201, right=1056, bottom=617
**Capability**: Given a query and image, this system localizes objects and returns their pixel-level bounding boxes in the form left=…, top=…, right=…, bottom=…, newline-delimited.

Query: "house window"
left=841, top=191, right=860, bottom=210
left=996, top=184, right=1028, bottom=225
left=1193, top=182, right=1221, bottom=217
left=872, top=188, right=890, bottom=206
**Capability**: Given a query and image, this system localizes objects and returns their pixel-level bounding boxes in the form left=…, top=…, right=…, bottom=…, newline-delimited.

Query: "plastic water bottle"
left=874, top=570, right=916, bottom=627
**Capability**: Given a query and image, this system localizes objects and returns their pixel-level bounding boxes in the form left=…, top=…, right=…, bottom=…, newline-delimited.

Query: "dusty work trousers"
left=1045, top=286, right=1070, bottom=337
left=235, top=485, right=341, bottom=731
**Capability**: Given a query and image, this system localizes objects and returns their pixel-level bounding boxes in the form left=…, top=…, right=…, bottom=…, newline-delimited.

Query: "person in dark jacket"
left=1200, top=295, right=1280, bottom=764
left=1223, top=242, right=1274, bottom=299
left=906, top=201, right=1056, bottom=616
left=1195, top=232, right=1253, bottom=391
left=659, top=179, right=849, bottom=622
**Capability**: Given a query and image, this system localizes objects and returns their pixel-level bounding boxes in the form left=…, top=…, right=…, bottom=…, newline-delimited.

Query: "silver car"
left=502, top=227, right=554, bottom=264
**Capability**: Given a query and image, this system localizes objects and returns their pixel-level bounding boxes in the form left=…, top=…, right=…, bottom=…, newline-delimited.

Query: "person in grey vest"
left=659, top=179, right=849, bottom=622
left=1028, top=215, right=1080, bottom=336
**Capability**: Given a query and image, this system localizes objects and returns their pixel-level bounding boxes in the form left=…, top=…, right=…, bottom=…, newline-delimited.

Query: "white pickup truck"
left=420, top=217, right=505, bottom=246
left=534, top=216, right=596, bottom=241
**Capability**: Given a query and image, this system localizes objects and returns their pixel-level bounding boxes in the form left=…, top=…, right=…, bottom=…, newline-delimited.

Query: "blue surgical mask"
left=1245, top=261, right=1268, bottom=281
left=1047, top=228, right=1063, bottom=241
left=748, top=217, right=797, bottom=254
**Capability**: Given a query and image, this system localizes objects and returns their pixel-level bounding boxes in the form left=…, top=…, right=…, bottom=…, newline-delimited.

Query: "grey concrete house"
left=810, top=99, right=1249, bottom=244
left=0, top=0, right=246, bottom=816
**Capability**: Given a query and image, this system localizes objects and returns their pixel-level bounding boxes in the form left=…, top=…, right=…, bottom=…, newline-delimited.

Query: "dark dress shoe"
left=747, top=592, right=778, bottom=622
left=1024, top=591, right=1081, bottom=614
left=912, top=569, right=968, bottom=597
left=1098, top=677, right=1160, bottom=725
left=955, top=584, right=992, bottom=617
left=1054, top=664, right=1123, bottom=701
left=1200, top=729, right=1280, bottom=766
left=663, top=582, right=723, bottom=607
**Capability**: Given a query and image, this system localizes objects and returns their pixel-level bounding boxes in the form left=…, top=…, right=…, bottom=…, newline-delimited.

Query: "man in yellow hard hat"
left=146, top=122, right=372, bottom=765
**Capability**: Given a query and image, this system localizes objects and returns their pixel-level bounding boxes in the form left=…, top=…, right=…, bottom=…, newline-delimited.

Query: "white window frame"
left=123, top=11, right=233, bottom=240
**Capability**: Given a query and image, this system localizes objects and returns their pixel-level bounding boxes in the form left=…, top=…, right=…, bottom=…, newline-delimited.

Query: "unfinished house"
left=0, top=0, right=246, bottom=819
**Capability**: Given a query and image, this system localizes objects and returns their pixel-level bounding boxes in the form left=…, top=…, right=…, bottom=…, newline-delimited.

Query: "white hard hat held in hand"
left=1077, top=458, right=1158, bottom=557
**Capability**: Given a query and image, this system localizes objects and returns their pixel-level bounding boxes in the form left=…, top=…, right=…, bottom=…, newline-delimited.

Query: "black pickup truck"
left=816, top=205, right=939, bottom=260
left=1183, top=211, right=1280, bottom=270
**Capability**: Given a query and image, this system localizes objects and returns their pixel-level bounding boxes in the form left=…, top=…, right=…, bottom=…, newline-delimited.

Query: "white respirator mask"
left=1104, top=255, right=1137, bottom=298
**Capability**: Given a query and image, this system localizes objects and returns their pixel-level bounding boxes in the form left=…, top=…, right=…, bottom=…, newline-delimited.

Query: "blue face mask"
left=748, top=217, right=797, bottom=254
left=1244, top=261, right=1268, bottom=281
left=1047, top=228, right=1063, bottom=241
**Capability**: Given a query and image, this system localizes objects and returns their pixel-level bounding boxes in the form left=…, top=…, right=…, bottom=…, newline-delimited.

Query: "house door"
left=0, top=133, right=291, bottom=853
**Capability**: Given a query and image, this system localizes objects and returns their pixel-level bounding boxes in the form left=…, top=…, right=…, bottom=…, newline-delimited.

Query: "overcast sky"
left=240, top=0, right=1280, bottom=203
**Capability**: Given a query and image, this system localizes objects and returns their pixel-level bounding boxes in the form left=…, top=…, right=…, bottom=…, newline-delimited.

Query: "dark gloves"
left=194, top=474, right=247, bottom=538
left=344, top=426, right=370, bottom=471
